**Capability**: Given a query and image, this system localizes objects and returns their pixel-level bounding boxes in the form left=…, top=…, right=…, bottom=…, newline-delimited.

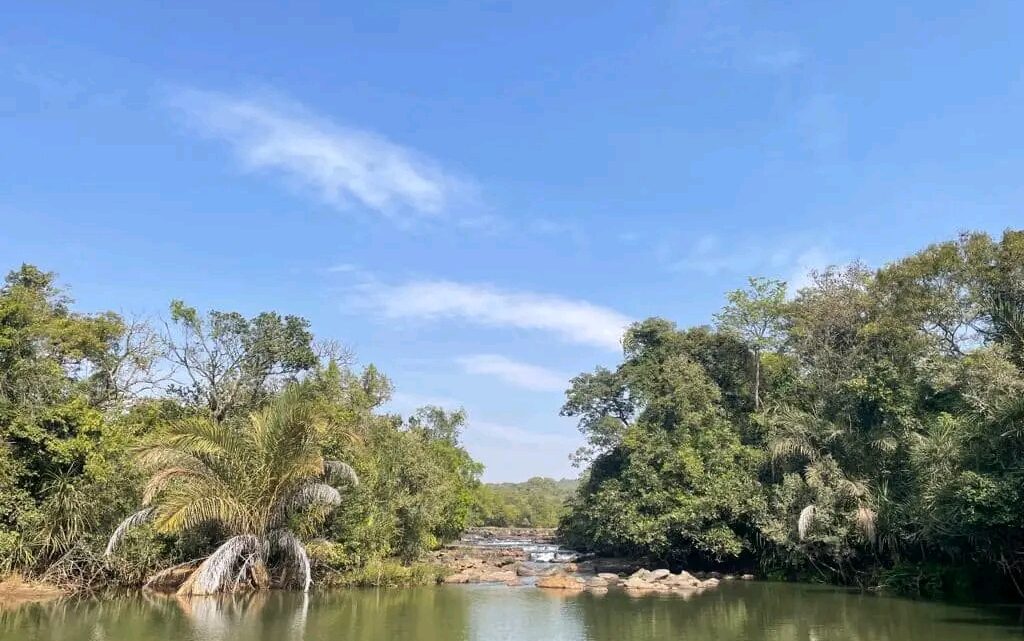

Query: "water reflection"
left=2, top=582, right=1023, bottom=641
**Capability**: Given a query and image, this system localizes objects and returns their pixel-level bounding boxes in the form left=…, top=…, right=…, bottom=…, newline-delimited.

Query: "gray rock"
left=623, top=576, right=669, bottom=591
left=649, top=569, right=671, bottom=581
left=662, top=573, right=701, bottom=588
left=515, top=564, right=559, bottom=577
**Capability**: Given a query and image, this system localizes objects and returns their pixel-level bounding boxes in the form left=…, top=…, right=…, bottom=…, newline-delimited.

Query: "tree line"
left=0, top=265, right=482, bottom=591
left=559, top=230, right=1024, bottom=598
left=474, top=478, right=577, bottom=528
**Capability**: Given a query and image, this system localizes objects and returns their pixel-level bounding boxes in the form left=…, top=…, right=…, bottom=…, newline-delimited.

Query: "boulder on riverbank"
left=0, top=575, right=64, bottom=609
left=536, top=574, right=585, bottom=590
left=443, top=567, right=519, bottom=585
left=515, top=563, right=560, bottom=577
left=616, top=567, right=727, bottom=592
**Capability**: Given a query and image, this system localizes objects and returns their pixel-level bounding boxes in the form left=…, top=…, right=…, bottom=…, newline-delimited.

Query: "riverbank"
left=432, top=527, right=748, bottom=595
left=0, top=527, right=725, bottom=605
left=0, top=575, right=64, bottom=610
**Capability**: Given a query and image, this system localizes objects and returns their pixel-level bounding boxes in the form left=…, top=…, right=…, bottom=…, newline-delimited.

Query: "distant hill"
left=473, top=477, right=578, bottom=528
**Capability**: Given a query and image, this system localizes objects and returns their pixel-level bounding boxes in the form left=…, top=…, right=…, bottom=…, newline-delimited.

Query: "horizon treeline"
left=559, top=229, right=1024, bottom=598
left=474, top=478, right=578, bottom=528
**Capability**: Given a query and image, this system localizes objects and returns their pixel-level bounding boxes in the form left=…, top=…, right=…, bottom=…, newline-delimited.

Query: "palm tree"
left=105, top=385, right=357, bottom=595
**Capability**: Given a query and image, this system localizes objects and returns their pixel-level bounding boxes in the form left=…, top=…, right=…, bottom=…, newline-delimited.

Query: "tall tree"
left=715, top=277, right=787, bottom=411
left=163, top=300, right=317, bottom=421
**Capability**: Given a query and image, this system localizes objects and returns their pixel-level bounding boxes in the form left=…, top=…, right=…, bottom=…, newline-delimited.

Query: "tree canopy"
left=0, top=265, right=483, bottom=590
left=561, top=230, right=1024, bottom=597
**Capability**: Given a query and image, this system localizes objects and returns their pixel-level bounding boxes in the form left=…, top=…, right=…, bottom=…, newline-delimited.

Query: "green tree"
left=164, top=300, right=317, bottom=421
left=561, top=319, right=764, bottom=564
left=473, top=477, right=577, bottom=528
left=105, top=385, right=357, bottom=595
left=0, top=265, right=140, bottom=570
left=715, top=277, right=787, bottom=411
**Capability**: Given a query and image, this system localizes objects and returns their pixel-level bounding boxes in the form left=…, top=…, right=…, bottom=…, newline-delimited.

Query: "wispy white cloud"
left=326, top=263, right=360, bottom=274
left=670, top=2, right=806, bottom=73
left=786, top=246, right=834, bottom=294
left=666, top=233, right=845, bottom=295
left=168, top=88, right=472, bottom=223
left=355, top=279, right=630, bottom=351
left=457, top=354, right=568, bottom=392
left=748, top=47, right=805, bottom=72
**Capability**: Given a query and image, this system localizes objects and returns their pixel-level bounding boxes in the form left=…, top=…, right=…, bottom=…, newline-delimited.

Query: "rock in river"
left=536, top=574, right=586, bottom=590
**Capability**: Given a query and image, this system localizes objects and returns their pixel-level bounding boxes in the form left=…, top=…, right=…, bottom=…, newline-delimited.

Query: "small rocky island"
left=434, top=527, right=753, bottom=594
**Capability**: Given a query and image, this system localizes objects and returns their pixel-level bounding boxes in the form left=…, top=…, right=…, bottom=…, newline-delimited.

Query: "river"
left=3, top=581, right=1023, bottom=641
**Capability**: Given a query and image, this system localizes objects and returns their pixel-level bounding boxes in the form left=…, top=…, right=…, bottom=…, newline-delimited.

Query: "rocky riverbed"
left=434, top=527, right=754, bottom=594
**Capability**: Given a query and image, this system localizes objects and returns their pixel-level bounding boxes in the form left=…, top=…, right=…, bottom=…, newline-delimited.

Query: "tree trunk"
left=754, top=349, right=761, bottom=412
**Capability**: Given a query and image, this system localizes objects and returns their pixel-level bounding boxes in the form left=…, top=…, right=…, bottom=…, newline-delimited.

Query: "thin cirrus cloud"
left=457, top=354, right=568, bottom=392
left=356, top=279, right=631, bottom=351
left=664, top=233, right=844, bottom=296
left=168, top=88, right=472, bottom=223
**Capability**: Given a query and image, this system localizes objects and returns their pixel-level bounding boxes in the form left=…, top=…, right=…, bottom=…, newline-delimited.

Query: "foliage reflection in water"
left=2, top=583, right=1024, bottom=641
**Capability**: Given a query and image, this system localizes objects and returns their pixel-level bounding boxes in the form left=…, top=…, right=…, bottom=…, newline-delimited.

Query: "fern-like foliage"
left=106, top=385, right=352, bottom=594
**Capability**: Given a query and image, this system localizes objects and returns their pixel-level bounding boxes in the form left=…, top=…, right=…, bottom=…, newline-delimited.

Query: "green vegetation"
left=5, top=227, right=1024, bottom=600
left=560, top=230, right=1024, bottom=597
left=473, top=478, right=577, bottom=528
left=0, top=265, right=481, bottom=592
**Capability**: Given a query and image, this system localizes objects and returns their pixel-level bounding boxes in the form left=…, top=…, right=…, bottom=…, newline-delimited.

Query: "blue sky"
left=2, top=1, right=1022, bottom=481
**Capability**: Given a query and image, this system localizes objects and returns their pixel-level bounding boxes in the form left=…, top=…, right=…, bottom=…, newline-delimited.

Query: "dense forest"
left=0, top=265, right=484, bottom=591
left=473, top=478, right=577, bottom=528
left=4, top=228, right=1023, bottom=598
left=559, top=230, right=1024, bottom=598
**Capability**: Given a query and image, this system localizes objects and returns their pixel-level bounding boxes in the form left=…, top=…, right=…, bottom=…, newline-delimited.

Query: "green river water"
left=2, top=582, right=1022, bottom=641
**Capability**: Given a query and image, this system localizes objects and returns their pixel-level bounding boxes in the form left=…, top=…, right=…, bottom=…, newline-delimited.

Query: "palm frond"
left=840, top=478, right=869, bottom=500
left=134, top=444, right=210, bottom=474
left=798, top=504, right=816, bottom=541
left=870, top=435, right=899, bottom=453
left=294, top=483, right=343, bottom=509
left=855, top=506, right=877, bottom=544
left=994, top=395, right=1024, bottom=438
left=176, top=534, right=264, bottom=596
left=155, top=494, right=250, bottom=535
left=323, top=460, right=359, bottom=486
left=105, top=507, right=155, bottom=556
left=142, top=466, right=211, bottom=505
left=270, top=529, right=312, bottom=591
left=158, top=416, right=248, bottom=461
left=768, top=436, right=817, bottom=462
left=765, top=406, right=844, bottom=464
